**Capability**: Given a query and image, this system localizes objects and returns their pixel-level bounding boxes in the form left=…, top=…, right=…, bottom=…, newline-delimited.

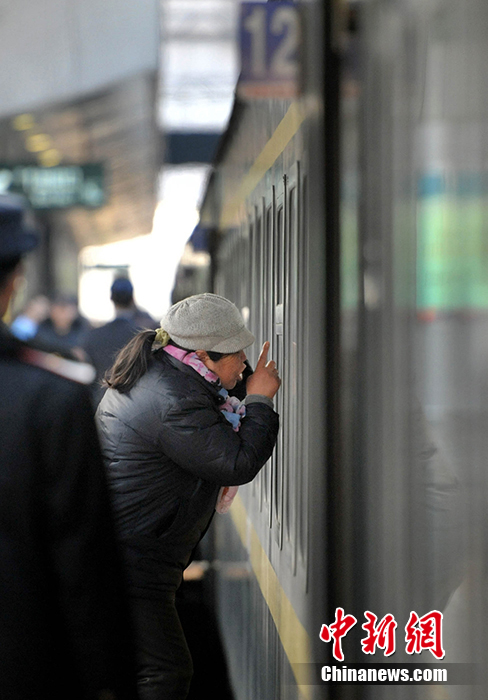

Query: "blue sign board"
left=238, top=1, right=301, bottom=99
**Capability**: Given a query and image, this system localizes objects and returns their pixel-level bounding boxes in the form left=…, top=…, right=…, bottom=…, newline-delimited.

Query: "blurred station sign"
left=238, top=1, right=301, bottom=99
left=0, top=163, right=105, bottom=210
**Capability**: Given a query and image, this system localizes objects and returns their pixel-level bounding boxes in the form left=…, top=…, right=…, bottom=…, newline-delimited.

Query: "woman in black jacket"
left=96, top=293, right=280, bottom=700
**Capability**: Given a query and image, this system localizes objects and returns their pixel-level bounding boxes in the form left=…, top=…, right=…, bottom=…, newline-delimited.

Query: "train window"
left=254, top=200, right=271, bottom=511
left=238, top=226, right=248, bottom=313
left=266, top=201, right=274, bottom=379
left=257, top=212, right=264, bottom=352
left=251, top=208, right=264, bottom=510
left=263, top=193, right=277, bottom=530
left=248, top=221, right=256, bottom=330
left=262, top=203, right=273, bottom=515
left=273, top=203, right=285, bottom=546
left=251, top=210, right=262, bottom=504
left=275, top=206, right=284, bottom=305
left=285, top=185, right=298, bottom=570
left=252, top=215, right=261, bottom=345
left=298, top=173, right=308, bottom=570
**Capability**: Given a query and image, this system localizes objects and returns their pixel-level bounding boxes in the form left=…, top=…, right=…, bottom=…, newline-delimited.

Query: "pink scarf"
left=163, top=345, right=240, bottom=514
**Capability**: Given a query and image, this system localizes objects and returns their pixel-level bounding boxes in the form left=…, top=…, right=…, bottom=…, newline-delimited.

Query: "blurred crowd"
left=9, top=277, right=158, bottom=405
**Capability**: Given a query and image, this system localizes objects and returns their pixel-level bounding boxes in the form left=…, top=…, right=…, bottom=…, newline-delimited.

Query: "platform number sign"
left=238, top=2, right=301, bottom=99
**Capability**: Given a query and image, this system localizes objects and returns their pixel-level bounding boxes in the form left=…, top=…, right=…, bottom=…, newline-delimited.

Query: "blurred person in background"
left=9, top=294, right=50, bottom=340
left=0, top=195, right=138, bottom=700
left=82, top=276, right=158, bottom=406
left=33, top=292, right=92, bottom=357
left=109, top=276, right=158, bottom=330
left=96, top=293, right=281, bottom=700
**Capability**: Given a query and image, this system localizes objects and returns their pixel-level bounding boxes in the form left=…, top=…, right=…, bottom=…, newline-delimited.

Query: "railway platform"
left=178, top=561, right=234, bottom=700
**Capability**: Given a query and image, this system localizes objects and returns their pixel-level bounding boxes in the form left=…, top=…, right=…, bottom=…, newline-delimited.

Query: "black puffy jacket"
left=0, top=323, right=138, bottom=699
left=96, top=350, right=279, bottom=595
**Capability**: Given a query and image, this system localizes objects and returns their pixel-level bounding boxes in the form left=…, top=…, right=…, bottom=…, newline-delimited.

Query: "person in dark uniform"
left=82, top=277, right=158, bottom=405
left=0, top=195, right=138, bottom=700
left=107, top=276, right=158, bottom=331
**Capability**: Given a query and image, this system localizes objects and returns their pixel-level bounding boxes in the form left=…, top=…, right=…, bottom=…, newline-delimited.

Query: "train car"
left=177, top=1, right=488, bottom=698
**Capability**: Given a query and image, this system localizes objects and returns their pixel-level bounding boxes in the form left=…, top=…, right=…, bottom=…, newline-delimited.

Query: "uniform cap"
left=0, top=195, right=38, bottom=261
left=161, top=293, right=255, bottom=353
left=111, top=277, right=133, bottom=295
left=110, top=277, right=134, bottom=306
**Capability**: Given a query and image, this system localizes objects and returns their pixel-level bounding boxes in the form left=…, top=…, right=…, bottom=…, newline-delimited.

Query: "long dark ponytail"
left=103, top=329, right=157, bottom=393
left=103, top=330, right=231, bottom=394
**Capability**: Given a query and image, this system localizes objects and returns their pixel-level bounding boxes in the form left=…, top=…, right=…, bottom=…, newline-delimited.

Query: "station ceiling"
left=0, top=71, right=160, bottom=249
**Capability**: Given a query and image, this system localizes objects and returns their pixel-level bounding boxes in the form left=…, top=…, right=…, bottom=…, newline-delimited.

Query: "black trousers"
left=131, top=594, right=193, bottom=700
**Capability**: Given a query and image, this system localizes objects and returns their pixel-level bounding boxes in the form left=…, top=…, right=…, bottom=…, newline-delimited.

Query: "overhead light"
left=38, top=149, right=62, bottom=167
left=25, top=133, right=53, bottom=153
left=12, top=114, right=35, bottom=131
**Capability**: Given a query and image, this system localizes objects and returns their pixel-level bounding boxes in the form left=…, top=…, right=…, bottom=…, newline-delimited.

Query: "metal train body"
left=206, top=100, right=325, bottom=698
left=182, top=1, right=488, bottom=698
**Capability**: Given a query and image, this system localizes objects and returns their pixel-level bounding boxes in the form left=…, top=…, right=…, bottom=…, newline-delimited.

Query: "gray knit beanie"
left=160, top=293, right=255, bottom=353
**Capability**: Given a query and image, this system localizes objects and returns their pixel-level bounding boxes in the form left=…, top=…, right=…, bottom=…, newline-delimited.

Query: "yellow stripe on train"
left=230, top=493, right=313, bottom=700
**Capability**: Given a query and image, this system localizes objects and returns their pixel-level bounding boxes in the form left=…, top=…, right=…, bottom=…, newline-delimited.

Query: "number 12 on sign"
left=238, top=2, right=301, bottom=99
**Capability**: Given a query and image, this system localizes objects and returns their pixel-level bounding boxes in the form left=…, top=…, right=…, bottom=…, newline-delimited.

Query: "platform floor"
left=176, top=574, right=235, bottom=700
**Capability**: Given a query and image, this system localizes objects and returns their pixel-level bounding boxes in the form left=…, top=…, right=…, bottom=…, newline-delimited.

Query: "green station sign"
left=0, top=163, right=105, bottom=209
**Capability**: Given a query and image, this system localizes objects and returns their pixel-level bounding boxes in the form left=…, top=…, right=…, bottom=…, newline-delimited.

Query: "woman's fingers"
left=246, top=342, right=281, bottom=398
left=255, top=341, right=270, bottom=369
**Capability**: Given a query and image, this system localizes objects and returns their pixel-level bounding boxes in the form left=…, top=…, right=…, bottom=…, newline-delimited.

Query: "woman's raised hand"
left=246, top=341, right=281, bottom=399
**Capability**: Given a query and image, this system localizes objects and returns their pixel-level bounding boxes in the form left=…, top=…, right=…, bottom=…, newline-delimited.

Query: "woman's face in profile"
left=199, top=349, right=247, bottom=390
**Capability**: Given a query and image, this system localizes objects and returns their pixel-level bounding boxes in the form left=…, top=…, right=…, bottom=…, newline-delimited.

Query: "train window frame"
left=251, top=203, right=265, bottom=507
left=273, top=190, right=285, bottom=549
left=285, top=176, right=299, bottom=575
left=299, top=170, right=309, bottom=582
left=261, top=198, right=273, bottom=520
